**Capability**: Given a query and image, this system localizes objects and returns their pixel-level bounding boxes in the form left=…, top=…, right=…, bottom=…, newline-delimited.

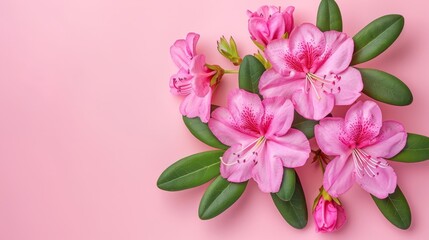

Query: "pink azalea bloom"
left=247, top=5, right=294, bottom=47
left=315, top=101, right=407, bottom=198
left=208, top=89, right=310, bottom=193
left=313, top=197, right=346, bottom=233
left=259, top=23, right=363, bottom=120
left=169, top=33, right=216, bottom=123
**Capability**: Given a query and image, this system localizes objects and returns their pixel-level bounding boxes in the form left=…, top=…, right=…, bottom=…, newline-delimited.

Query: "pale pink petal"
left=343, top=101, right=383, bottom=148
left=267, top=129, right=311, bottom=168
left=209, top=107, right=258, bottom=146
left=329, top=67, right=363, bottom=105
left=220, top=143, right=258, bottom=183
left=355, top=158, right=397, bottom=199
left=267, top=14, right=286, bottom=41
left=317, top=31, right=354, bottom=74
left=170, top=33, right=200, bottom=69
left=291, top=88, right=335, bottom=120
left=259, top=69, right=305, bottom=99
left=288, top=23, right=326, bottom=72
left=190, top=55, right=214, bottom=97
left=252, top=144, right=284, bottom=192
left=315, top=117, right=350, bottom=156
left=227, top=89, right=264, bottom=136
left=179, top=89, right=212, bottom=123
left=169, top=68, right=192, bottom=96
left=323, top=154, right=355, bottom=197
left=363, top=121, right=407, bottom=158
left=262, top=97, right=294, bottom=137
left=264, top=39, right=296, bottom=75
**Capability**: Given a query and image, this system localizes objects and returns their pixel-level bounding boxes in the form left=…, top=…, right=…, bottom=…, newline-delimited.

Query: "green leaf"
left=276, top=168, right=296, bottom=201
left=157, top=150, right=224, bottom=191
left=199, top=176, right=248, bottom=220
left=358, top=68, right=413, bottom=106
left=390, top=133, right=429, bottom=162
left=371, top=185, right=411, bottom=229
left=238, top=55, right=266, bottom=94
left=292, top=112, right=319, bottom=139
left=352, top=14, right=404, bottom=65
left=317, top=0, right=343, bottom=32
left=183, top=116, right=228, bottom=150
left=271, top=172, right=308, bottom=229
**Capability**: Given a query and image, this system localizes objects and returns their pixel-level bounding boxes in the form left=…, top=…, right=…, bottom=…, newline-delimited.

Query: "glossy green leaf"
left=271, top=173, right=308, bottom=229
left=292, top=112, right=319, bottom=139
left=317, top=0, right=343, bottom=32
left=352, top=14, right=404, bottom=65
left=199, top=176, right=248, bottom=220
left=157, top=150, right=224, bottom=191
left=276, top=168, right=296, bottom=201
left=183, top=116, right=228, bottom=150
left=372, top=185, right=411, bottom=229
left=358, top=68, right=413, bottom=106
left=238, top=55, right=266, bottom=94
left=390, top=133, right=429, bottom=162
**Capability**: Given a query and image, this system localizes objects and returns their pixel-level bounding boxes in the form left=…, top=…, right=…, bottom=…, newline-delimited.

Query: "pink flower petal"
left=343, top=101, right=383, bottom=148
left=355, top=158, right=397, bottom=199
left=179, top=89, right=212, bottom=123
left=317, top=31, right=354, bottom=74
left=291, top=87, right=335, bottom=120
left=330, top=67, right=363, bottom=105
left=169, top=68, right=193, bottom=96
left=227, top=89, right=264, bottom=136
left=264, top=39, right=295, bottom=75
left=259, top=69, right=305, bottom=99
left=189, top=55, right=214, bottom=97
left=288, top=23, right=326, bottom=72
left=262, top=97, right=294, bottom=137
left=170, top=33, right=199, bottom=69
left=267, top=129, right=311, bottom=168
left=323, top=154, right=355, bottom=197
left=252, top=143, right=284, bottom=193
left=282, top=6, right=295, bottom=33
left=209, top=107, right=258, bottom=146
left=267, top=14, right=286, bottom=41
left=315, top=117, right=350, bottom=156
left=220, top=143, right=258, bottom=183
left=363, top=120, right=407, bottom=159
left=248, top=18, right=270, bottom=45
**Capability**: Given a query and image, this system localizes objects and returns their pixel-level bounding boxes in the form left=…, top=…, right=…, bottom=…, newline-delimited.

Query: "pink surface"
left=0, top=0, right=428, bottom=239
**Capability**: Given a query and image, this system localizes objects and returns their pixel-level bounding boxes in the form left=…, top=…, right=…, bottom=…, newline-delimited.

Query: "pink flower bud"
left=313, top=196, right=346, bottom=233
left=247, top=5, right=294, bottom=48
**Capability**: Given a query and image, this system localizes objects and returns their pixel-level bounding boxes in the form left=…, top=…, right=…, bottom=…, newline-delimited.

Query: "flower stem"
left=224, top=69, right=239, bottom=74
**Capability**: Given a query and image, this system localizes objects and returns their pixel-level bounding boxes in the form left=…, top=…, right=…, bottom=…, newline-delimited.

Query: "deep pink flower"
left=247, top=5, right=294, bottom=47
left=169, top=33, right=216, bottom=123
left=259, top=23, right=363, bottom=120
left=208, top=89, right=310, bottom=193
left=315, top=101, right=407, bottom=198
left=313, top=196, right=346, bottom=233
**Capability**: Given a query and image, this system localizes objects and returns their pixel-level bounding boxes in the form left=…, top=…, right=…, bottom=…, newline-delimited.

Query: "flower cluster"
left=159, top=0, right=428, bottom=234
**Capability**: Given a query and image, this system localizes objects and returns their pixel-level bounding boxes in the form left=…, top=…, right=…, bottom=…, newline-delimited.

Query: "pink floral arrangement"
left=158, top=0, right=429, bottom=233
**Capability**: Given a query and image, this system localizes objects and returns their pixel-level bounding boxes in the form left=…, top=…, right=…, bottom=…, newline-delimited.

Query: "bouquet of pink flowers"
left=158, top=0, right=429, bottom=233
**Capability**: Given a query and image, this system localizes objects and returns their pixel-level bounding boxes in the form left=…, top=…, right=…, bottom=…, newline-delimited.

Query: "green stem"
left=224, top=69, right=239, bottom=74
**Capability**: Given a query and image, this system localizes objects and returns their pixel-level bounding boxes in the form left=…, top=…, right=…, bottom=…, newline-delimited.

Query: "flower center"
left=221, top=136, right=266, bottom=166
left=171, top=72, right=192, bottom=95
left=351, top=149, right=389, bottom=178
left=305, top=72, right=342, bottom=100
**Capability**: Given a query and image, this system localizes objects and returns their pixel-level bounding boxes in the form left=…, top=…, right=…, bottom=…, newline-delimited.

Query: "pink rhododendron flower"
left=313, top=196, right=346, bottom=233
left=247, top=5, right=294, bottom=47
left=170, top=32, right=216, bottom=123
left=315, top=101, right=407, bottom=198
left=259, top=23, right=363, bottom=120
left=208, top=89, right=310, bottom=193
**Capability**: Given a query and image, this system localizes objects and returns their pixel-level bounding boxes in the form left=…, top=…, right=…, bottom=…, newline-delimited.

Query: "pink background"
left=0, top=0, right=428, bottom=239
